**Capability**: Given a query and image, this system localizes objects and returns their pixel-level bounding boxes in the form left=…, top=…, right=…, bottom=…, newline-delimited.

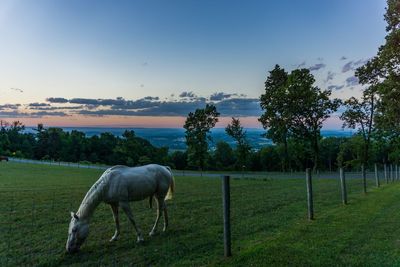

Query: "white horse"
left=66, top=164, right=175, bottom=253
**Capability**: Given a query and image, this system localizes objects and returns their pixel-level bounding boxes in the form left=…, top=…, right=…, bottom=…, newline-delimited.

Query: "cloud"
left=296, top=61, right=306, bottom=68
left=69, top=98, right=102, bottom=105
left=143, top=96, right=159, bottom=101
left=0, top=110, right=68, bottom=118
left=179, top=91, right=196, bottom=98
left=328, top=85, right=345, bottom=91
left=27, top=102, right=50, bottom=107
left=215, top=98, right=261, bottom=116
left=342, top=58, right=370, bottom=73
left=7, top=92, right=262, bottom=118
left=0, top=104, right=21, bottom=110
left=210, top=92, right=236, bottom=101
left=346, top=76, right=359, bottom=86
left=76, top=97, right=262, bottom=117
left=46, top=97, right=69, bottom=103
left=10, top=88, right=23, bottom=93
left=342, top=61, right=354, bottom=73
left=28, top=106, right=84, bottom=111
left=308, top=63, right=326, bottom=71
left=325, top=71, right=335, bottom=83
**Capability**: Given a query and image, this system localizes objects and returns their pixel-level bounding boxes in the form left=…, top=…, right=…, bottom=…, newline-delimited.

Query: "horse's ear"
left=70, top=211, right=79, bottom=220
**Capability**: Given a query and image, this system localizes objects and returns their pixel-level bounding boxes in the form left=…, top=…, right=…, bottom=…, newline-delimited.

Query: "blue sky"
left=0, top=0, right=387, bottom=127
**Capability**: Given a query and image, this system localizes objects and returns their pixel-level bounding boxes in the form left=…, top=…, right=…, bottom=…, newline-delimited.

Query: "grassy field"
left=1, top=162, right=400, bottom=266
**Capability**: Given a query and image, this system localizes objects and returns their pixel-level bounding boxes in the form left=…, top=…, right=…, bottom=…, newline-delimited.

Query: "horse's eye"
left=72, top=228, right=77, bottom=233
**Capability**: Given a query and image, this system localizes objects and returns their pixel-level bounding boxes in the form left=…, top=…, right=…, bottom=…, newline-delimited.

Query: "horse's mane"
left=77, top=166, right=127, bottom=218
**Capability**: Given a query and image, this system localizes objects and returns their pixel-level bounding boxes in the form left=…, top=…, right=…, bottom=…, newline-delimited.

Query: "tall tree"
left=225, top=117, right=251, bottom=170
left=340, top=87, right=376, bottom=166
left=259, top=65, right=291, bottom=171
left=288, top=69, right=341, bottom=171
left=184, top=104, right=219, bottom=171
left=356, top=0, right=400, bottom=136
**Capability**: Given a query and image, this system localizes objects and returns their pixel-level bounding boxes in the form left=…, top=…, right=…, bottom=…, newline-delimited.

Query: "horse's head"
left=66, top=212, right=89, bottom=253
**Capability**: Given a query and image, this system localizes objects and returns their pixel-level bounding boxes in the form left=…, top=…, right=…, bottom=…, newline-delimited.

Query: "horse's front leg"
left=109, top=203, right=120, bottom=242
left=149, top=198, right=163, bottom=236
left=120, top=201, right=144, bottom=243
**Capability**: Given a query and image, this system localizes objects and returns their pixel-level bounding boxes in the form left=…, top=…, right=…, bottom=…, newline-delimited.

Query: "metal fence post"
left=306, top=168, right=314, bottom=220
left=340, top=167, right=347, bottom=205
left=222, top=175, right=232, bottom=257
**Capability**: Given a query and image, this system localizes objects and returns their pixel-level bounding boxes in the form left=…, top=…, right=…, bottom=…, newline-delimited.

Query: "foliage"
left=225, top=117, right=251, bottom=170
left=287, top=69, right=341, bottom=171
left=184, top=104, right=220, bottom=170
left=259, top=65, right=291, bottom=171
left=356, top=0, right=400, bottom=136
left=213, top=141, right=236, bottom=170
left=0, top=122, right=169, bottom=167
left=340, top=88, right=376, bottom=164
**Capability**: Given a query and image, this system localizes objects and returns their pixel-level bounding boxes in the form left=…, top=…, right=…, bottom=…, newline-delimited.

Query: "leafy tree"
left=259, top=146, right=280, bottom=171
left=340, top=88, right=376, bottom=165
left=225, top=117, right=251, bottom=170
left=213, top=141, right=236, bottom=170
left=259, top=65, right=291, bottom=171
left=169, top=151, right=188, bottom=170
left=320, top=137, right=343, bottom=171
left=337, top=135, right=365, bottom=170
left=114, top=130, right=168, bottom=166
left=356, top=0, right=400, bottom=137
left=184, top=104, right=219, bottom=171
left=288, top=69, right=341, bottom=171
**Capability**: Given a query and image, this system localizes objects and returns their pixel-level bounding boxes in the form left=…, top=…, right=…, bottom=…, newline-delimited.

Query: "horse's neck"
left=77, top=178, right=106, bottom=221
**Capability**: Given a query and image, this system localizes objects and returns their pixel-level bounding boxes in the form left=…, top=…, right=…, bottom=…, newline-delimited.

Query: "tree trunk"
left=283, top=135, right=289, bottom=172
left=312, top=132, right=319, bottom=173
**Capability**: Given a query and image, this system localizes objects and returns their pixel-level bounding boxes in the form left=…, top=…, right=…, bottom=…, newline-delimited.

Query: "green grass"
left=0, top=162, right=399, bottom=266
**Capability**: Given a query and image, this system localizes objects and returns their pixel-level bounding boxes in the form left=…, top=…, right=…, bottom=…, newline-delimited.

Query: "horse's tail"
left=165, top=166, right=175, bottom=201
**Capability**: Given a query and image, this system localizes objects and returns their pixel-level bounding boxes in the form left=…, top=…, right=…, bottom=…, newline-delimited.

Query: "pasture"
left=1, top=162, right=400, bottom=266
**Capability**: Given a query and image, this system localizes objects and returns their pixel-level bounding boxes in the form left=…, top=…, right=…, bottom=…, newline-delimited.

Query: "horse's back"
left=103, top=164, right=172, bottom=203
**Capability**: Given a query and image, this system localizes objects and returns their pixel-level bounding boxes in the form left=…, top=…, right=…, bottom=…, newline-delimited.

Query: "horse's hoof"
left=109, top=237, right=118, bottom=242
left=136, top=237, right=144, bottom=243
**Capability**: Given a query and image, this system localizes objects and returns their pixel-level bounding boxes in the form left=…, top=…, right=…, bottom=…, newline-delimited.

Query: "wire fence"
left=0, top=161, right=399, bottom=266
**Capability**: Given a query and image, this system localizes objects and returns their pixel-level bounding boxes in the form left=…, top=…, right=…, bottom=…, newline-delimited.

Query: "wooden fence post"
left=306, top=169, right=314, bottom=220
left=340, top=167, right=347, bottom=205
left=362, top=164, right=367, bottom=194
left=375, top=163, right=380, bottom=187
left=222, top=175, right=232, bottom=257
left=384, top=164, right=388, bottom=184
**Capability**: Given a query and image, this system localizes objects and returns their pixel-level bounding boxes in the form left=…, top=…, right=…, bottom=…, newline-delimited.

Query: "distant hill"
left=24, top=127, right=354, bottom=151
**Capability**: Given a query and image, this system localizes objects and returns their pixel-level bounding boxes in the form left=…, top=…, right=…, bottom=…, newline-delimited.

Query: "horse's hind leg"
left=109, top=203, right=120, bottom=242
left=120, top=201, right=144, bottom=243
left=163, top=201, right=168, bottom=232
left=149, top=197, right=164, bottom=236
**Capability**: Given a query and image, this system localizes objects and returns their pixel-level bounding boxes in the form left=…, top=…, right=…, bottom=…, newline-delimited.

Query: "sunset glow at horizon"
left=0, top=115, right=343, bottom=130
